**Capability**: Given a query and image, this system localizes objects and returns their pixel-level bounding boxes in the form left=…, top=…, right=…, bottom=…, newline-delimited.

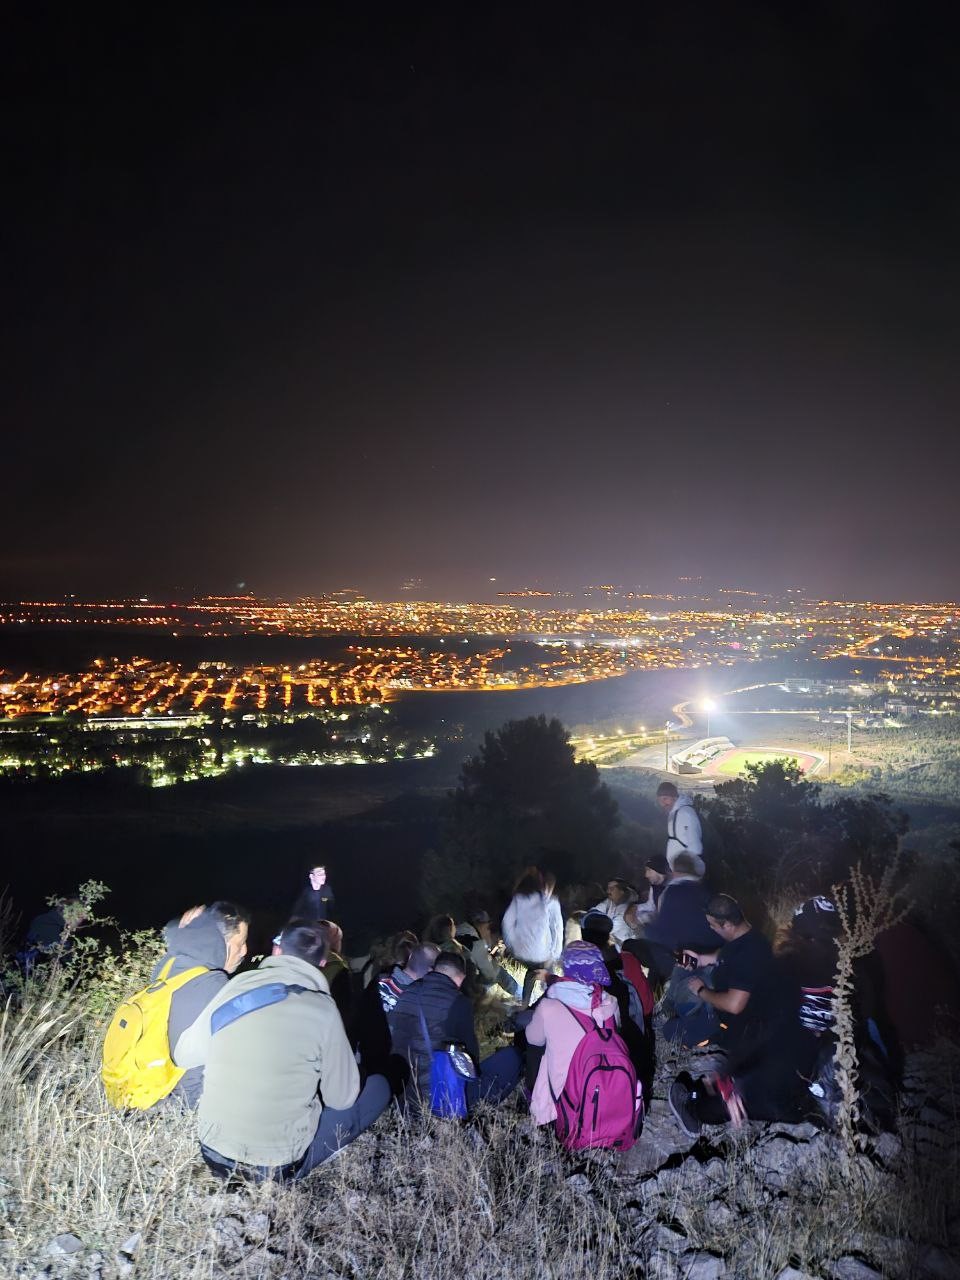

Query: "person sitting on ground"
left=374, top=933, right=421, bottom=1013
left=590, top=878, right=638, bottom=948
left=385, top=943, right=440, bottom=1035
left=656, top=781, right=704, bottom=871
left=632, top=855, right=673, bottom=926
left=424, top=914, right=468, bottom=958
left=668, top=894, right=813, bottom=1138
left=456, top=911, right=521, bottom=1000
left=151, top=902, right=250, bottom=1109
left=175, top=919, right=390, bottom=1181
left=389, top=950, right=522, bottom=1111
left=778, top=894, right=900, bottom=1129
left=580, top=911, right=654, bottom=1098
left=524, top=941, right=621, bottom=1129
left=502, top=867, right=564, bottom=1006
left=624, top=853, right=721, bottom=983
left=351, top=934, right=426, bottom=1093
left=660, top=943, right=722, bottom=1049
left=316, top=918, right=356, bottom=1039
left=361, top=929, right=418, bottom=990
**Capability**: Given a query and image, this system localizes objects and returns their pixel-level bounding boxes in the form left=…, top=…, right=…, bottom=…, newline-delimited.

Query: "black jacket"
left=389, top=971, right=479, bottom=1094
left=645, top=878, right=724, bottom=954
left=291, top=884, right=336, bottom=920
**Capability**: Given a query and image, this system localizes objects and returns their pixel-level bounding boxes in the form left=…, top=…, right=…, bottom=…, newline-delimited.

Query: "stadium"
left=670, top=736, right=826, bottom=778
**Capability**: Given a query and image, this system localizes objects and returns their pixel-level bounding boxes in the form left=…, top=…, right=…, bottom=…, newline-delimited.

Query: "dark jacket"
left=389, top=971, right=479, bottom=1098
left=153, top=915, right=231, bottom=1109
left=291, top=884, right=336, bottom=920
left=645, top=878, right=724, bottom=955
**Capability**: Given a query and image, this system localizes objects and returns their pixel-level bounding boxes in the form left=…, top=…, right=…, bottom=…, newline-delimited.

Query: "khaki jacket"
left=175, top=953, right=359, bottom=1167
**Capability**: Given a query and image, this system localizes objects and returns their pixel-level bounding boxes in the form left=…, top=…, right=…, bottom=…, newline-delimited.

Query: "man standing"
left=291, top=863, right=336, bottom=920
left=656, top=781, right=704, bottom=870
left=175, top=920, right=390, bottom=1181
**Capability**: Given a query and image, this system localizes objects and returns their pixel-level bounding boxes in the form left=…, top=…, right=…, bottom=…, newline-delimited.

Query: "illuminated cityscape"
left=1, top=592, right=957, bottom=785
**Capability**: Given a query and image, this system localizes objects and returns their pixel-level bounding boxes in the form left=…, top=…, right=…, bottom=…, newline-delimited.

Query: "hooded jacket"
left=525, top=980, right=619, bottom=1125
left=665, top=794, right=703, bottom=867
left=174, top=953, right=359, bottom=1168
left=152, top=915, right=232, bottom=1109
left=502, top=893, right=564, bottom=964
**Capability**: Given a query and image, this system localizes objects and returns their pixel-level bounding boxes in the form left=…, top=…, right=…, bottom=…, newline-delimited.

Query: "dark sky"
left=5, top=5, right=959, bottom=602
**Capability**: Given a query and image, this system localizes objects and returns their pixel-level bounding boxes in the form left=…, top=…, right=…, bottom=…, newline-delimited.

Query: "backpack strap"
left=668, top=812, right=688, bottom=849
left=210, top=983, right=313, bottom=1035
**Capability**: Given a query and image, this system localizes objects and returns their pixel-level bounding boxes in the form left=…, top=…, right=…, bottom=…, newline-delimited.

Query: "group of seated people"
left=101, top=850, right=905, bottom=1183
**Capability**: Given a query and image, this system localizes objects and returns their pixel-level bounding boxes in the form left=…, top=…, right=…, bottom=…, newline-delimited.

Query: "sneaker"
left=669, top=1079, right=702, bottom=1140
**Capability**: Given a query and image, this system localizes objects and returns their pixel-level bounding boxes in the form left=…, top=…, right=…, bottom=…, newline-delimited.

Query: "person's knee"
left=361, top=1073, right=392, bottom=1121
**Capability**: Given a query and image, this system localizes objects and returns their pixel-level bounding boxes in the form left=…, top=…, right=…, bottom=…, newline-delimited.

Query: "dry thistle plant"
left=831, top=854, right=910, bottom=1159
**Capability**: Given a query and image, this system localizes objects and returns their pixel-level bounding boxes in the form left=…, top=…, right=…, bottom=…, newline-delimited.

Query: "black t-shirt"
left=713, top=928, right=789, bottom=1047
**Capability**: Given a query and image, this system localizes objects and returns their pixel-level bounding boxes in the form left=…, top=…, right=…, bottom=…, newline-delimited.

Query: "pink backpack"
left=550, top=1006, right=643, bottom=1151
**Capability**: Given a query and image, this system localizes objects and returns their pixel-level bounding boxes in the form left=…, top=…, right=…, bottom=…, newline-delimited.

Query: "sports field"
left=710, top=746, right=824, bottom=777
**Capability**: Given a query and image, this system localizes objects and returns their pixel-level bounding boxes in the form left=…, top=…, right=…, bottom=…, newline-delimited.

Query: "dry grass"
left=1, top=936, right=957, bottom=1280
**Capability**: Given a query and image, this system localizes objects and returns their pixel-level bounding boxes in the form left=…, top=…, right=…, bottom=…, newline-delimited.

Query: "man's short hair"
left=705, top=894, right=744, bottom=926
left=434, top=951, right=466, bottom=980
left=207, top=901, right=250, bottom=940
left=656, top=781, right=678, bottom=799
left=406, top=943, right=439, bottom=978
left=672, top=852, right=705, bottom=878
left=278, top=919, right=329, bottom=968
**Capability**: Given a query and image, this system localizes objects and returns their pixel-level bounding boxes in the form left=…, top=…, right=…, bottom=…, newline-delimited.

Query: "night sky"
left=5, top=5, right=960, bottom=602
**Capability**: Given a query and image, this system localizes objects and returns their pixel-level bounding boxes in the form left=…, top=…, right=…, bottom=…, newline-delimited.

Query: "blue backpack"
left=417, top=1007, right=477, bottom=1118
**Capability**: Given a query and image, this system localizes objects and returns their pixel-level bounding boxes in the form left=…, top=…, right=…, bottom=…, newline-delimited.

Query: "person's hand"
left=178, top=905, right=205, bottom=927
left=533, top=968, right=549, bottom=984
left=687, top=976, right=706, bottom=999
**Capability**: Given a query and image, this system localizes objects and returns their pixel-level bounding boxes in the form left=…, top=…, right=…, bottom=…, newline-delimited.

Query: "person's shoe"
left=669, top=1079, right=702, bottom=1140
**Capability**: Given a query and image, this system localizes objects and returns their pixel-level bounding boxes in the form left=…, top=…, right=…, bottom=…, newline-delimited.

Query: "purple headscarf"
left=560, top=940, right=610, bottom=988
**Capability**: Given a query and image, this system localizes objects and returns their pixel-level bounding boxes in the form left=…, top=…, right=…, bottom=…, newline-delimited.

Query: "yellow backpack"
left=101, top=958, right=207, bottom=1109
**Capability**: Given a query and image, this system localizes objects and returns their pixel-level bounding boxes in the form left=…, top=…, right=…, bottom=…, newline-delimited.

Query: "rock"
left=868, top=1132, right=901, bottom=1166
left=830, top=1258, right=882, bottom=1279
left=649, top=1224, right=687, bottom=1253
left=46, top=1234, right=83, bottom=1257
left=766, top=1121, right=822, bottom=1141
left=703, top=1200, right=737, bottom=1233
left=565, top=1173, right=592, bottom=1194
left=119, top=1232, right=142, bottom=1258
left=774, top=1268, right=818, bottom=1280
left=678, top=1251, right=725, bottom=1279
left=919, top=1246, right=960, bottom=1279
left=646, top=1253, right=680, bottom=1280
left=624, top=1099, right=698, bottom=1174
left=213, top=1216, right=245, bottom=1255
left=87, top=1252, right=104, bottom=1268
left=118, top=1263, right=134, bottom=1279
left=753, top=1136, right=803, bottom=1190
left=243, top=1212, right=271, bottom=1243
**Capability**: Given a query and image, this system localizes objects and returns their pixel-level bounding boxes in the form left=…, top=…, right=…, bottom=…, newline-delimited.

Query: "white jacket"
left=590, top=897, right=637, bottom=947
left=502, top=893, right=564, bottom=964
left=666, top=794, right=703, bottom=868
